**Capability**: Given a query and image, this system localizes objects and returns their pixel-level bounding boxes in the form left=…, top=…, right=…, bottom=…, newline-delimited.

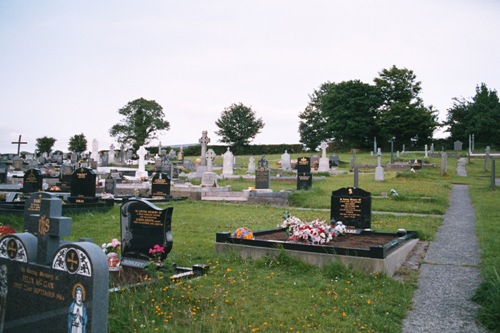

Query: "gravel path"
left=402, top=185, right=486, bottom=333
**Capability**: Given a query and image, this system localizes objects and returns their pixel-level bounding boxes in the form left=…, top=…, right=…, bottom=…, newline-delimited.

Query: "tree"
left=68, top=133, right=87, bottom=154
left=215, top=103, right=264, bottom=151
left=109, top=98, right=170, bottom=151
left=445, top=83, right=500, bottom=148
left=374, top=65, right=439, bottom=148
left=36, top=136, right=56, bottom=155
left=298, top=80, right=381, bottom=150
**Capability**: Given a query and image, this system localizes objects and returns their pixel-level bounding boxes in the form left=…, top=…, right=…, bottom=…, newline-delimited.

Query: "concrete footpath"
left=402, top=184, right=487, bottom=332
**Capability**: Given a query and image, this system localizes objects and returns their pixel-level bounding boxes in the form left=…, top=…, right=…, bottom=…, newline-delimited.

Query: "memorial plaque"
left=330, top=187, right=371, bottom=230
left=120, top=199, right=173, bottom=268
left=410, top=159, right=423, bottom=170
left=255, top=167, right=270, bottom=189
left=23, top=168, right=43, bottom=193
left=151, top=172, right=171, bottom=198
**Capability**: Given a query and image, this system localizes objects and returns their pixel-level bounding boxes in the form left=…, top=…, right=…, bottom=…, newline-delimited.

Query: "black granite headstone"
left=330, top=187, right=371, bottom=230
left=0, top=197, right=108, bottom=332
left=23, top=168, right=43, bottom=193
left=120, top=199, right=173, bottom=268
left=69, top=167, right=97, bottom=203
left=255, top=167, right=270, bottom=189
left=329, top=154, right=339, bottom=167
left=151, top=172, right=171, bottom=198
left=296, top=156, right=311, bottom=173
left=0, top=162, right=7, bottom=183
left=296, top=157, right=312, bottom=190
left=104, top=175, right=116, bottom=195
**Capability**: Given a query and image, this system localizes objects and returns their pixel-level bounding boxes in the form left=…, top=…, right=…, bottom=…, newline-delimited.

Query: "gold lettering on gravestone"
left=38, top=215, right=50, bottom=235
left=77, top=172, right=87, bottom=179
left=26, top=174, right=37, bottom=183
left=14, top=266, right=64, bottom=300
left=154, top=179, right=167, bottom=184
left=339, top=197, right=362, bottom=219
left=28, top=197, right=42, bottom=212
left=134, top=209, right=162, bottom=226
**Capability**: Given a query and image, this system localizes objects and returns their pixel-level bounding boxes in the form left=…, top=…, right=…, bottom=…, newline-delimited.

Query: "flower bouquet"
left=102, top=238, right=121, bottom=271
left=280, top=216, right=337, bottom=245
left=149, top=244, right=165, bottom=265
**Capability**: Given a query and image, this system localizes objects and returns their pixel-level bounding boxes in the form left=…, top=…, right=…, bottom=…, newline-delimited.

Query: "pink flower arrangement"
left=149, top=244, right=165, bottom=263
left=102, top=238, right=121, bottom=254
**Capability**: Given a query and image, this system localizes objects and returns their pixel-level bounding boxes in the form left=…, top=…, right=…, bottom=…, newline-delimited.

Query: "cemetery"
left=0, top=135, right=498, bottom=332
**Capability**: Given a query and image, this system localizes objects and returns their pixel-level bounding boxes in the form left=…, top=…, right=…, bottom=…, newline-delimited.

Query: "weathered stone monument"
left=280, top=150, right=292, bottom=172
left=205, top=149, right=216, bottom=172
left=375, top=148, right=385, bottom=181
left=247, top=156, right=255, bottom=174
left=318, top=141, right=330, bottom=172
left=199, top=130, right=210, bottom=167
left=0, top=194, right=108, bottom=332
left=222, top=148, right=234, bottom=176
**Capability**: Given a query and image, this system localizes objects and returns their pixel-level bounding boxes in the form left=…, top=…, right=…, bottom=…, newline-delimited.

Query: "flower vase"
left=107, top=252, right=120, bottom=271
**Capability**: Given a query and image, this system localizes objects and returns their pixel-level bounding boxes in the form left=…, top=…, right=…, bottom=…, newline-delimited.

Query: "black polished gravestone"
left=59, top=164, right=74, bottom=189
left=23, top=168, right=43, bottom=193
left=330, top=187, right=372, bottom=231
left=0, top=162, right=7, bottom=183
left=120, top=199, right=173, bottom=268
left=68, top=167, right=98, bottom=203
left=255, top=155, right=270, bottom=189
left=0, top=196, right=108, bottom=333
left=296, top=157, right=312, bottom=190
left=151, top=172, right=171, bottom=199
left=104, top=174, right=116, bottom=195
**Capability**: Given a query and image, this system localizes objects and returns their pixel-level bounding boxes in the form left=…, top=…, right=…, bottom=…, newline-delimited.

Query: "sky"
left=1, top=0, right=499, bottom=154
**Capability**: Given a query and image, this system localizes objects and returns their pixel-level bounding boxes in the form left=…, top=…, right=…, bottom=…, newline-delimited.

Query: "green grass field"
left=1, top=153, right=498, bottom=332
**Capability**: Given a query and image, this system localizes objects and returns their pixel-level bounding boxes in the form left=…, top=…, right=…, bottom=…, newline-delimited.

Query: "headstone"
left=222, top=148, right=234, bottom=176
left=91, top=138, right=99, bottom=164
left=375, top=148, right=384, bottom=181
left=151, top=172, right=171, bottom=198
left=60, top=164, right=74, bottom=188
left=12, top=156, right=22, bottom=171
left=318, top=141, right=330, bottom=171
left=177, top=146, right=184, bottom=164
left=120, top=199, right=173, bottom=268
left=23, top=168, right=43, bottom=193
left=247, top=156, right=255, bottom=174
left=0, top=196, right=108, bottom=332
left=135, top=146, right=148, bottom=178
left=201, top=172, right=218, bottom=187
left=104, top=174, right=117, bottom=195
left=255, top=155, right=270, bottom=189
left=410, top=159, right=422, bottom=170
left=329, top=155, right=339, bottom=167
left=205, top=149, right=216, bottom=172
left=484, top=146, right=491, bottom=171
left=108, top=144, right=115, bottom=164
left=101, top=153, right=109, bottom=167
left=430, top=143, right=435, bottom=155
left=0, top=162, right=8, bottom=183
left=199, top=130, right=211, bottom=166
left=441, top=152, right=448, bottom=176
left=425, top=144, right=429, bottom=158
left=330, top=187, right=372, bottom=231
left=69, top=167, right=98, bottom=203
left=296, top=156, right=312, bottom=190
left=454, top=140, right=463, bottom=151
left=310, top=154, right=320, bottom=170
left=280, top=151, right=292, bottom=171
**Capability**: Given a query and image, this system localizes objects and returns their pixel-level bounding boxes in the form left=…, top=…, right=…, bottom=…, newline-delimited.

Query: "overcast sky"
left=1, top=0, right=499, bottom=154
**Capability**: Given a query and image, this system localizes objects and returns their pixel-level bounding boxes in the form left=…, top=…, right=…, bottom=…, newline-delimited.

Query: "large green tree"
left=215, top=103, right=264, bottom=151
left=36, top=136, right=56, bottom=155
left=68, top=133, right=87, bottom=154
left=374, top=66, right=439, bottom=148
left=445, top=83, right=500, bottom=148
left=109, top=98, right=170, bottom=151
left=298, top=80, right=381, bottom=150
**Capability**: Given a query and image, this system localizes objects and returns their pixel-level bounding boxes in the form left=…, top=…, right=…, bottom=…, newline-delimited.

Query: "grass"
left=1, top=153, right=498, bottom=332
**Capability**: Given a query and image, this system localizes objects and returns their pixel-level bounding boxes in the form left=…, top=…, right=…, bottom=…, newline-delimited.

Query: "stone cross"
left=320, top=141, right=328, bottom=159
left=205, top=149, right=216, bottom=171
left=11, top=135, right=27, bottom=155
left=199, top=130, right=211, bottom=166
left=24, top=197, right=72, bottom=265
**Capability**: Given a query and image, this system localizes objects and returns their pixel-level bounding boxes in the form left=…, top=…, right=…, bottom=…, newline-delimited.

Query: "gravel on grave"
left=254, top=231, right=399, bottom=248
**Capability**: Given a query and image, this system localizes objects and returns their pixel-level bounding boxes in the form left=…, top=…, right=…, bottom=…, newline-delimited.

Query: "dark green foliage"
left=215, top=103, right=265, bottom=152
left=35, top=136, right=57, bottom=155
left=109, top=98, right=170, bottom=151
left=68, top=133, right=87, bottom=153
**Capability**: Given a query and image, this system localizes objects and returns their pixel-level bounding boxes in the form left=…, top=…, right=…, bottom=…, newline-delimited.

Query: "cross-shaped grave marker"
left=11, top=134, right=27, bottom=155
left=205, top=149, right=216, bottom=171
left=199, top=130, right=211, bottom=166
left=24, top=196, right=72, bottom=265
